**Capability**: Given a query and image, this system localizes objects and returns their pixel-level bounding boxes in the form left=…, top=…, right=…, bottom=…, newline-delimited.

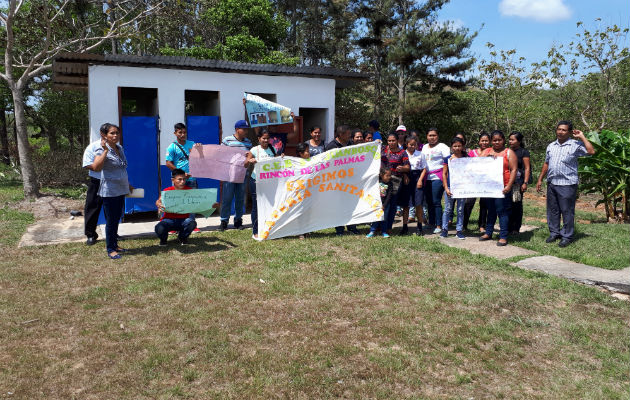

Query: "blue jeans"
left=485, top=194, right=512, bottom=240
left=370, top=203, right=391, bottom=233
left=102, top=195, right=124, bottom=254
left=155, top=217, right=197, bottom=241
left=220, top=179, right=247, bottom=222
left=442, top=193, right=465, bottom=232
left=426, top=179, right=444, bottom=227
left=249, top=178, right=258, bottom=235
left=385, top=191, right=400, bottom=231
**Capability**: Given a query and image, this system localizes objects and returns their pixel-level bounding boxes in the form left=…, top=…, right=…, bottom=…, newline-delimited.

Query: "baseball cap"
left=396, top=125, right=407, bottom=132
left=234, top=120, right=249, bottom=129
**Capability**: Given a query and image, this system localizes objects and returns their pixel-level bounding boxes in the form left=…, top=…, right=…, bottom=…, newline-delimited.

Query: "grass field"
left=1, top=183, right=629, bottom=399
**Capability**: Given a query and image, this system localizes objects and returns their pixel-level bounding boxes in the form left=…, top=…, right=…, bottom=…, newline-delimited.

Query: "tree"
left=0, top=0, right=161, bottom=198
left=531, top=20, right=629, bottom=131
left=162, top=0, right=298, bottom=65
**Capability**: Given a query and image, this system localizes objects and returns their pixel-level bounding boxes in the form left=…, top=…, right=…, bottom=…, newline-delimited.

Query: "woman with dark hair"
left=304, top=126, right=325, bottom=156
left=382, top=132, right=410, bottom=234
left=464, top=132, right=491, bottom=231
left=398, top=135, right=427, bottom=235
left=508, top=132, right=531, bottom=234
left=420, top=128, right=451, bottom=234
left=479, top=130, right=517, bottom=246
left=352, top=129, right=364, bottom=144
left=90, top=123, right=133, bottom=259
left=247, top=129, right=276, bottom=240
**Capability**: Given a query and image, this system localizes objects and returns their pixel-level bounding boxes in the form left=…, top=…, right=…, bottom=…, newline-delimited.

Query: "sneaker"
left=399, top=226, right=409, bottom=235
left=193, top=228, right=201, bottom=233
left=159, top=239, right=167, bottom=247
left=413, top=229, right=424, bottom=236
left=234, top=218, right=244, bottom=230
left=168, top=230, right=177, bottom=235
left=348, top=227, right=360, bottom=235
left=219, top=220, right=228, bottom=231
left=433, top=227, right=442, bottom=234
left=456, top=231, right=465, bottom=240
left=366, top=231, right=376, bottom=238
left=382, top=232, right=390, bottom=238
left=179, top=238, right=189, bottom=246
left=440, top=229, right=448, bottom=238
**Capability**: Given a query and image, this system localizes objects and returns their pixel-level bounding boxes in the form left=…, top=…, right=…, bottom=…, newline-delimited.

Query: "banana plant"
left=579, top=130, right=630, bottom=222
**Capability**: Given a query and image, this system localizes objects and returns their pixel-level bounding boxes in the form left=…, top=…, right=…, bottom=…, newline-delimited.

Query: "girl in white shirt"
left=420, top=128, right=451, bottom=234
left=399, top=136, right=427, bottom=235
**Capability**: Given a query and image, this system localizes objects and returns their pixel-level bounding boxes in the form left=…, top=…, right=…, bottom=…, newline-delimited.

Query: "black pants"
left=478, top=198, right=488, bottom=230
left=509, top=199, right=523, bottom=233
left=84, top=177, right=103, bottom=239
left=547, top=183, right=577, bottom=240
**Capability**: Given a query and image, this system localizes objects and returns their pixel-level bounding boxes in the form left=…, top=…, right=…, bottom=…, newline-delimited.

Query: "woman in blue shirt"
left=90, top=123, right=133, bottom=259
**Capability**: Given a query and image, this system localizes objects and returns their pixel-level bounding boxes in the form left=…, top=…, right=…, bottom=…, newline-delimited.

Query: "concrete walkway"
left=18, top=216, right=629, bottom=295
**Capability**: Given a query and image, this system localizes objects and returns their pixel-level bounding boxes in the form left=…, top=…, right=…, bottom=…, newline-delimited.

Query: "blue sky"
left=439, top=0, right=630, bottom=69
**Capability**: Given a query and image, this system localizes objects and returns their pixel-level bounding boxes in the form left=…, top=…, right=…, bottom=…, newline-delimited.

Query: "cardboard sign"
left=161, top=188, right=218, bottom=217
left=189, top=144, right=248, bottom=183
left=244, top=93, right=293, bottom=128
left=449, top=157, right=504, bottom=198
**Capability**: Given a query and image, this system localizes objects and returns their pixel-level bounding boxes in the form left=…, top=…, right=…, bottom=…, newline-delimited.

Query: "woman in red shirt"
left=479, top=130, right=517, bottom=246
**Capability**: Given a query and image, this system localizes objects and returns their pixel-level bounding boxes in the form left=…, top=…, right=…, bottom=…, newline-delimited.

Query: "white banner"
left=449, top=157, right=504, bottom=198
left=255, top=142, right=382, bottom=240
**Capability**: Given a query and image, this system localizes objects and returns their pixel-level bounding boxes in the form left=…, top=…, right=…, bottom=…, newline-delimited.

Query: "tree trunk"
left=0, top=106, right=9, bottom=165
left=11, top=86, right=40, bottom=198
left=398, top=65, right=404, bottom=125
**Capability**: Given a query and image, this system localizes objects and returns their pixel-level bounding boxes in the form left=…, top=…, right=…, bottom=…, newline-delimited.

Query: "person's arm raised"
left=573, top=130, right=595, bottom=155
left=90, top=138, right=109, bottom=172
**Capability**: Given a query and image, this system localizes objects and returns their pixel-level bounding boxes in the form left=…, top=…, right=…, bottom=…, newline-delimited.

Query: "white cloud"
left=498, top=0, right=572, bottom=23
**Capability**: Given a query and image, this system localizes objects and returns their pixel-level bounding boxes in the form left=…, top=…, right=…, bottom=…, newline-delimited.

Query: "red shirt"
left=382, top=147, right=410, bottom=177
left=161, top=186, right=192, bottom=220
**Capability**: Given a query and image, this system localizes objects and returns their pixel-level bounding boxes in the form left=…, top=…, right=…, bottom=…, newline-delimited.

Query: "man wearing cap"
left=219, top=120, right=254, bottom=231
left=367, top=120, right=382, bottom=142
left=396, top=125, right=407, bottom=149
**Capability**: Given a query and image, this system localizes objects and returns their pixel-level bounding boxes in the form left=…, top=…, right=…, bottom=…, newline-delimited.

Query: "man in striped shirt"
left=536, top=120, right=595, bottom=247
left=220, top=120, right=254, bottom=231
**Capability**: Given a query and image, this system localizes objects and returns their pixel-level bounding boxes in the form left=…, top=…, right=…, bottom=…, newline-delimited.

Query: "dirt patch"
left=524, top=192, right=605, bottom=215
left=14, top=194, right=83, bottom=221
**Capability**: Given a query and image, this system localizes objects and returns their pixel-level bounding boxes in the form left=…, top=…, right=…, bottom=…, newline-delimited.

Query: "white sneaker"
left=433, top=227, right=442, bottom=234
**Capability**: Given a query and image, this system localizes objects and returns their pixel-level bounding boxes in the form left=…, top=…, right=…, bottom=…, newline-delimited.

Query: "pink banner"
left=189, top=145, right=248, bottom=183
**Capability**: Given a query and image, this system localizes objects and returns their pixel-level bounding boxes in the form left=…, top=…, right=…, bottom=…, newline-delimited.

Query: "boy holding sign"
left=155, top=169, right=219, bottom=246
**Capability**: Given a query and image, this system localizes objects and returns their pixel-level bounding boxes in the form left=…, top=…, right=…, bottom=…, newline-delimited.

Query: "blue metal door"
left=122, top=116, right=160, bottom=214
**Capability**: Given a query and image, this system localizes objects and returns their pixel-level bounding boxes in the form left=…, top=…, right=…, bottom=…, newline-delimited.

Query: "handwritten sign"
left=449, top=157, right=504, bottom=198
left=161, top=188, right=218, bottom=217
left=189, top=145, right=248, bottom=183
left=255, top=142, right=382, bottom=240
left=244, top=93, right=293, bottom=128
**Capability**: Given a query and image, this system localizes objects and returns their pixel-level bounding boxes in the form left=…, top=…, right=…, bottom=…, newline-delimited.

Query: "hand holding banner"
left=161, top=188, right=218, bottom=217
left=189, top=144, right=248, bottom=183
left=244, top=93, right=293, bottom=128
left=449, top=157, right=504, bottom=198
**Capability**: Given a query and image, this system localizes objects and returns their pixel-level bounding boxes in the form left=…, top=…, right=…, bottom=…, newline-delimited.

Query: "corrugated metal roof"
left=53, top=52, right=367, bottom=90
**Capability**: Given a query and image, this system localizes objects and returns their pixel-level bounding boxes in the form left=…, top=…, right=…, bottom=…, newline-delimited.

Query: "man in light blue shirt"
left=82, top=139, right=105, bottom=245
left=536, top=120, right=595, bottom=247
left=219, top=120, right=254, bottom=231
left=166, top=123, right=196, bottom=187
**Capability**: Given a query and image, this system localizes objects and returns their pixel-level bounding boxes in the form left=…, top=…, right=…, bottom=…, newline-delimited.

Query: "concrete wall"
left=88, top=65, right=336, bottom=163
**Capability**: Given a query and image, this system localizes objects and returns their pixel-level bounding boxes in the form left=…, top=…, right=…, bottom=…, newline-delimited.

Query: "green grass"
left=0, top=216, right=628, bottom=398
left=512, top=201, right=630, bottom=270
left=0, top=184, right=628, bottom=398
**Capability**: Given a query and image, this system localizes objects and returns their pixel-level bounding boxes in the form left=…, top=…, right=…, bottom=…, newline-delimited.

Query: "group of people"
left=83, top=117, right=594, bottom=259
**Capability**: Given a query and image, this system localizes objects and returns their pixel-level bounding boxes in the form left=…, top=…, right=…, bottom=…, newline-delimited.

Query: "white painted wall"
left=88, top=65, right=336, bottom=163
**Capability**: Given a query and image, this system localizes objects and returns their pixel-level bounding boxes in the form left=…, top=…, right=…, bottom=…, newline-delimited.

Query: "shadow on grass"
left=129, top=235, right=237, bottom=256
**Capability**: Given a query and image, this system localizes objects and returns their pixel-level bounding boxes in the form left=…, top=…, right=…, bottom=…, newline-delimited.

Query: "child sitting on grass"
left=366, top=167, right=393, bottom=238
left=155, top=168, right=218, bottom=246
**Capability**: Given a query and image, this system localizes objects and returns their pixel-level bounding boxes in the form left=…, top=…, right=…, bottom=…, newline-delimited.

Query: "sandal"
left=108, top=252, right=122, bottom=259
left=479, top=234, right=491, bottom=241
left=116, top=247, right=128, bottom=253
